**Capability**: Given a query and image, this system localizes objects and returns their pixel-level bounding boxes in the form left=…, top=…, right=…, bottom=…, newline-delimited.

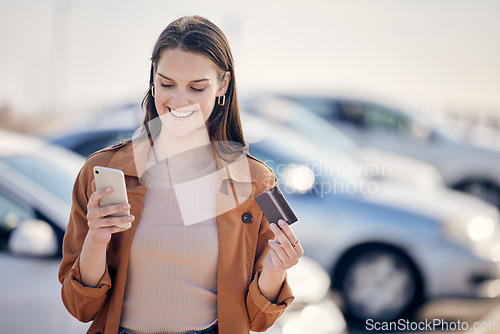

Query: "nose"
left=169, top=88, right=190, bottom=110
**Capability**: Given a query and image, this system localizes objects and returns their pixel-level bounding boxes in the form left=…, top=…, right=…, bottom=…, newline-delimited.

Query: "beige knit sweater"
left=120, top=152, right=219, bottom=333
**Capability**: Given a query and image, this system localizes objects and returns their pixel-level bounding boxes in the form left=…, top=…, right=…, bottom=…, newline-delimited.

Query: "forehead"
left=156, top=48, right=219, bottom=79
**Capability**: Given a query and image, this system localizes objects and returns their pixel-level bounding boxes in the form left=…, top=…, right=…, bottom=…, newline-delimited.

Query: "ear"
left=216, top=71, right=231, bottom=96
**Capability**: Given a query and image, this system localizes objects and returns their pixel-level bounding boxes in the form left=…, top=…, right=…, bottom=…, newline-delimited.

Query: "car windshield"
left=242, top=114, right=367, bottom=185
left=251, top=98, right=360, bottom=154
left=1, top=146, right=84, bottom=205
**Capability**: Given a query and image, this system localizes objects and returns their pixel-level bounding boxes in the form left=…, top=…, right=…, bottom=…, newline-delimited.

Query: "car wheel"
left=457, top=180, right=500, bottom=208
left=337, top=247, right=421, bottom=322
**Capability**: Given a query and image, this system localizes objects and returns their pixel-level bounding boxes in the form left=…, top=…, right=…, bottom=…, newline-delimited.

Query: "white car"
left=0, top=130, right=345, bottom=334
left=0, top=130, right=90, bottom=334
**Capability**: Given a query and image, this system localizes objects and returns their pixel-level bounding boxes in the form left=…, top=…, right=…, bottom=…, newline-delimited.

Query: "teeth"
left=170, top=108, right=195, bottom=118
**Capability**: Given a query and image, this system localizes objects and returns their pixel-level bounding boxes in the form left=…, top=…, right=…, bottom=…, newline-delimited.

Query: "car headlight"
left=281, top=164, right=316, bottom=194
left=444, top=216, right=500, bottom=261
left=467, top=216, right=495, bottom=241
left=286, top=257, right=330, bottom=305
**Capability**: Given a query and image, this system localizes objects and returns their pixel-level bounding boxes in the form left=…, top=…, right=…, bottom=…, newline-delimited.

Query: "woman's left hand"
left=264, top=219, right=304, bottom=273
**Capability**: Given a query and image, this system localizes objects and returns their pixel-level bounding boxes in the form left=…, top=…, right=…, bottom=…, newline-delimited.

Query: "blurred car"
left=242, top=114, right=500, bottom=322
left=280, top=94, right=500, bottom=208
left=0, top=130, right=90, bottom=333
left=36, top=103, right=144, bottom=138
left=241, top=95, right=444, bottom=192
left=49, top=114, right=500, bottom=323
left=0, top=129, right=346, bottom=334
left=51, top=128, right=136, bottom=158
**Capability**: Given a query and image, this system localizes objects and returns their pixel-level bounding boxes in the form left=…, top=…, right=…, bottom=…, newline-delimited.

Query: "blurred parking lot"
left=2, top=1, right=500, bottom=333
left=2, top=97, right=500, bottom=333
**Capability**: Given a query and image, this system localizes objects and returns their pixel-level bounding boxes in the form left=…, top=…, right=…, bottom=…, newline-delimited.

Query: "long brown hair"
left=140, top=15, right=246, bottom=153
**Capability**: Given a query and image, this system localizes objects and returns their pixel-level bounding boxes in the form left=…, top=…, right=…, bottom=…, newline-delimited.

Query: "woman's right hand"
left=85, top=179, right=135, bottom=245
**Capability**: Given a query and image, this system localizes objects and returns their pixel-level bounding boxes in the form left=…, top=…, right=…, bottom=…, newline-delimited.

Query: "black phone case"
left=254, top=185, right=298, bottom=225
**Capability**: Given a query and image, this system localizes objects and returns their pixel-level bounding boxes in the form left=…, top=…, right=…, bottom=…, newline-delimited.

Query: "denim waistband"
left=118, top=323, right=218, bottom=334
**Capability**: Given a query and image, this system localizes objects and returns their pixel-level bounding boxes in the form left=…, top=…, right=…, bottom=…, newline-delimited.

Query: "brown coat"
left=58, top=139, right=294, bottom=334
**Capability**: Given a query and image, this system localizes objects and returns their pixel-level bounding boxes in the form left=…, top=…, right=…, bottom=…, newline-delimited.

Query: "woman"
left=59, top=15, right=303, bottom=334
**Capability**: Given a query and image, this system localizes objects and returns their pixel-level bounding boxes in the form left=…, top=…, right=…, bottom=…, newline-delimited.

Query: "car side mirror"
left=8, top=219, right=58, bottom=257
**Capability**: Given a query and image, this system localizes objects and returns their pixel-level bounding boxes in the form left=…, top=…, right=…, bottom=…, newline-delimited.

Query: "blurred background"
left=1, top=0, right=500, bottom=333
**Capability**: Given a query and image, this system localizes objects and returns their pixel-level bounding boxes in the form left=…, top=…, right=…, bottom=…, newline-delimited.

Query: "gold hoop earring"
left=151, top=85, right=156, bottom=98
left=217, top=95, right=226, bottom=106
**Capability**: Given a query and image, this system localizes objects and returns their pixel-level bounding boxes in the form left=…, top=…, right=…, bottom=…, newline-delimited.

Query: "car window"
left=75, top=136, right=120, bottom=158
left=337, top=101, right=365, bottom=126
left=362, top=104, right=407, bottom=131
left=291, top=97, right=340, bottom=119
left=0, top=189, right=35, bottom=251
left=72, top=130, right=135, bottom=158
left=362, top=104, right=434, bottom=141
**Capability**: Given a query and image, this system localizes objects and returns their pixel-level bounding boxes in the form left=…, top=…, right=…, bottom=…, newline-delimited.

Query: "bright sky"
left=0, top=0, right=499, bottom=118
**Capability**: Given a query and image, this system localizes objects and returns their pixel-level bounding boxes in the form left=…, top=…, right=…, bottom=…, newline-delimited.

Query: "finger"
left=277, top=220, right=302, bottom=256
left=109, top=225, right=131, bottom=234
left=270, top=223, right=296, bottom=257
left=268, top=239, right=290, bottom=262
left=87, top=186, right=113, bottom=210
left=107, top=215, right=134, bottom=228
left=87, top=201, right=129, bottom=221
left=294, top=242, right=305, bottom=257
left=88, top=215, right=135, bottom=229
left=89, top=225, right=131, bottom=237
left=278, top=220, right=299, bottom=245
left=98, top=203, right=131, bottom=217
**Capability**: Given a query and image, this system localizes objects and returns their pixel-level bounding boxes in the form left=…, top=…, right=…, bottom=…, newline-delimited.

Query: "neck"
left=152, top=125, right=214, bottom=175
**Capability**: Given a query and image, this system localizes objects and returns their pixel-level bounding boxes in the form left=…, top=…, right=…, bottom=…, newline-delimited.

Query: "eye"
left=160, top=83, right=174, bottom=88
left=191, top=87, right=205, bottom=92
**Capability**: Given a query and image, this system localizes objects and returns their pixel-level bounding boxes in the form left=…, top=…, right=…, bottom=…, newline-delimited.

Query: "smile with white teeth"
left=169, top=108, right=195, bottom=118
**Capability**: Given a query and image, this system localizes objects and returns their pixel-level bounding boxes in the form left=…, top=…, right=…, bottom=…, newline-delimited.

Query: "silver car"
left=243, top=113, right=500, bottom=322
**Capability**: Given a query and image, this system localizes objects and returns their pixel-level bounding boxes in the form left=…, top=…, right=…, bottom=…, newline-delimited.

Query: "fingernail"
left=106, top=187, right=112, bottom=192
left=122, top=204, right=130, bottom=209
left=270, top=223, right=277, bottom=229
left=128, top=215, right=134, bottom=221
left=278, top=219, right=286, bottom=226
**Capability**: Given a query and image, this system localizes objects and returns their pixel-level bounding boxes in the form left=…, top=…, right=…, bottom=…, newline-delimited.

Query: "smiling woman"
left=141, top=17, right=241, bottom=149
left=150, top=49, right=230, bottom=142
left=58, top=15, right=303, bottom=334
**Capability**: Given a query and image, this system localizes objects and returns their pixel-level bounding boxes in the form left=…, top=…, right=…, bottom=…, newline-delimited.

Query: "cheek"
left=197, top=90, right=218, bottom=120
left=200, top=96, right=218, bottom=122
left=153, top=88, right=171, bottom=115
left=154, top=96, right=167, bottom=115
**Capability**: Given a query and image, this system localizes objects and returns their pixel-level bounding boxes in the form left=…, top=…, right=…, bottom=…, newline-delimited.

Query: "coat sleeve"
left=58, top=162, right=112, bottom=322
left=246, top=176, right=295, bottom=331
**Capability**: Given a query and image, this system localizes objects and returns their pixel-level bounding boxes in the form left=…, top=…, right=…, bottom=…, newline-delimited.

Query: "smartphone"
left=93, top=166, right=131, bottom=229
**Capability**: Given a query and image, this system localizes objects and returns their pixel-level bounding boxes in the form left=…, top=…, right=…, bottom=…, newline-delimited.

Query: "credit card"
left=255, top=185, right=298, bottom=225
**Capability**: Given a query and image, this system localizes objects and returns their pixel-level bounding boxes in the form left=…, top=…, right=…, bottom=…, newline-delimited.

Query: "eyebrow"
left=157, top=72, right=210, bottom=83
